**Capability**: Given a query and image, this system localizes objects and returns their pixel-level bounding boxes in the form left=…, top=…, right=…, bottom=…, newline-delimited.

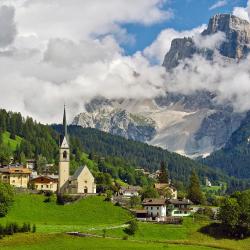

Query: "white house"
left=167, top=199, right=193, bottom=217
left=142, top=198, right=167, bottom=219
left=119, top=186, right=141, bottom=197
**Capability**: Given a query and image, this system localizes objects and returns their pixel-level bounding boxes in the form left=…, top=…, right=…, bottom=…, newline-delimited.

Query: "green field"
left=0, top=194, right=249, bottom=250
left=0, top=194, right=132, bottom=232
left=2, top=132, right=22, bottom=151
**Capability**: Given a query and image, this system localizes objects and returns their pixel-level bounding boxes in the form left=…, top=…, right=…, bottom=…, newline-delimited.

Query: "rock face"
left=73, top=14, right=249, bottom=158
left=72, top=98, right=157, bottom=142
left=163, top=14, right=250, bottom=70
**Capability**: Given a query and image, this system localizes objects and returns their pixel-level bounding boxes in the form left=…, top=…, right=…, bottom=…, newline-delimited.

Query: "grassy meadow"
left=0, top=193, right=249, bottom=250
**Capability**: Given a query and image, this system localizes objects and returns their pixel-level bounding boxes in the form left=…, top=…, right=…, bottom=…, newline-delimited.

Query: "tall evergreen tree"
left=158, top=161, right=169, bottom=183
left=187, top=169, right=204, bottom=204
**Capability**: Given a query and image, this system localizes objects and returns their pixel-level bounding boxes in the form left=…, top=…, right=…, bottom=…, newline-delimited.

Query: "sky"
left=0, top=0, right=249, bottom=123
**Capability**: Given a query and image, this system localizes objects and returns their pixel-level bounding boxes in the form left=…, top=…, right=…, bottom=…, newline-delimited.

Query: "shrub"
left=124, top=220, right=138, bottom=235
left=32, top=224, right=36, bottom=233
left=0, top=203, right=8, bottom=217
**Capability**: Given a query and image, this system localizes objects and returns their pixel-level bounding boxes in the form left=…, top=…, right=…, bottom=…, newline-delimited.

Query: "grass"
left=0, top=233, right=217, bottom=250
left=0, top=194, right=132, bottom=232
left=0, top=194, right=249, bottom=250
left=2, top=131, right=22, bottom=151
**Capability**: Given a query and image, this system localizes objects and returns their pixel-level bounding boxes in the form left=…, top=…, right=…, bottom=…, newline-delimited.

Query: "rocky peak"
left=202, top=14, right=250, bottom=35
left=163, top=13, right=250, bottom=70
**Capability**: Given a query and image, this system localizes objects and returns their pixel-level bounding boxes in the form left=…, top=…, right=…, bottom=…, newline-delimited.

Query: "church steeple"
left=63, top=104, right=67, bottom=138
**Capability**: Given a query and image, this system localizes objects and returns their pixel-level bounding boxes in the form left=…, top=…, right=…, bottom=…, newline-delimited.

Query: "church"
left=58, top=106, right=96, bottom=194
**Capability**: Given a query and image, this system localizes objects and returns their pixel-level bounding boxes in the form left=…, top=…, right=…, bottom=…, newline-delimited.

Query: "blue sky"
left=123, top=0, right=247, bottom=55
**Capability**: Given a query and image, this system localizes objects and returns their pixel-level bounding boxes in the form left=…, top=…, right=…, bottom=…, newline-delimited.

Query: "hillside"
left=202, top=111, right=250, bottom=179
left=53, top=125, right=237, bottom=187
left=0, top=194, right=132, bottom=233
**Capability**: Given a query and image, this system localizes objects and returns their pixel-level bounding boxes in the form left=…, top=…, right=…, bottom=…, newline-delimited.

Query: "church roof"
left=70, top=165, right=92, bottom=180
left=60, top=136, right=69, bottom=148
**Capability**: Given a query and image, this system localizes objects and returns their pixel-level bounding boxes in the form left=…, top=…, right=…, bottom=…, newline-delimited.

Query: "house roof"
left=120, top=185, right=141, bottom=192
left=60, top=136, right=69, bottom=148
left=167, top=199, right=193, bottom=205
left=70, top=165, right=93, bottom=181
left=142, top=198, right=166, bottom=206
left=0, top=167, right=32, bottom=174
left=154, top=183, right=177, bottom=191
left=31, top=176, right=58, bottom=183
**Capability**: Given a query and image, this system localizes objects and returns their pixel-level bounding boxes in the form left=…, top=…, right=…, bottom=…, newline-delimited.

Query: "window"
left=63, top=151, right=67, bottom=159
left=85, top=180, right=87, bottom=183
left=157, top=207, right=159, bottom=210
left=41, top=185, right=43, bottom=188
left=151, top=207, right=153, bottom=210
left=36, top=185, right=38, bottom=188
left=46, top=185, right=49, bottom=188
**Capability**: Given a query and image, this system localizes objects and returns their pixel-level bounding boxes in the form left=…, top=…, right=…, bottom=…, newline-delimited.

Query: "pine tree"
left=187, top=169, right=204, bottom=204
left=158, top=161, right=169, bottom=183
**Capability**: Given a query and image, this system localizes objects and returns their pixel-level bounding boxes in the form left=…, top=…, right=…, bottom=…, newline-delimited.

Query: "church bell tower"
left=58, top=105, right=70, bottom=193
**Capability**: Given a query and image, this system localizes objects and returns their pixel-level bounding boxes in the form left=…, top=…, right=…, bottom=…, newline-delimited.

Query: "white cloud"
left=209, top=0, right=227, bottom=11
left=143, top=25, right=206, bottom=63
left=193, top=31, right=225, bottom=50
left=233, top=6, right=250, bottom=22
left=0, top=5, right=16, bottom=47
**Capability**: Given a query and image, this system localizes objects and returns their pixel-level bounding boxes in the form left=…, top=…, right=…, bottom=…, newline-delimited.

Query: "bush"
left=122, top=235, right=128, bottom=240
left=124, top=220, right=138, bottom=235
left=0, top=203, right=8, bottom=217
left=32, top=224, right=36, bottom=233
left=56, top=194, right=79, bottom=205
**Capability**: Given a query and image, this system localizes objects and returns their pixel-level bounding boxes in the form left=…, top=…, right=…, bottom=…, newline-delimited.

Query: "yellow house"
left=30, top=176, right=58, bottom=192
left=0, top=166, right=32, bottom=188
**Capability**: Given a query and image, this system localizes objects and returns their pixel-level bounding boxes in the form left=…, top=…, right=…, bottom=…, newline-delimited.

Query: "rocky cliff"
left=163, top=14, right=250, bottom=70
left=73, top=14, right=249, bottom=158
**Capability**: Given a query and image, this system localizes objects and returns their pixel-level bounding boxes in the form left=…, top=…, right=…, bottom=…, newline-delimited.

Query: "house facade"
left=167, top=199, right=193, bottom=217
left=30, top=176, right=58, bottom=192
left=119, top=186, right=141, bottom=197
left=142, top=198, right=167, bottom=218
left=0, top=166, right=31, bottom=188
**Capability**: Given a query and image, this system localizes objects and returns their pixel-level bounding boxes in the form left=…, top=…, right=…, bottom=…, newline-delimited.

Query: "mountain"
left=73, top=14, right=250, bottom=158
left=202, top=111, right=250, bottom=179
left=163, top=14, right=250, bottom=70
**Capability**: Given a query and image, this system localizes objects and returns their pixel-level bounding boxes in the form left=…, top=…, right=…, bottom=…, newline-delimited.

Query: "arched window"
left=63, top=151, right=67, bottom=159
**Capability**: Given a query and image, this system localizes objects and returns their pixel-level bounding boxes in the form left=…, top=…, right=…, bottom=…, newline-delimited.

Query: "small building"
left=119, top=186, right=141, bottom=197
left=205, top=177, right=212, bottom=187
left=142, top=198, right=167, bottom=219
left=30, top=176, right=58, bottom=192
left=0, top=166, right=32, bottom=188
left=67, top=166, right=96, bottom=194
left=154, top=183, right=178, bottom=199
left=26, top=159, right=36, bottom=169
left=167, top=199, right=193, bottom=217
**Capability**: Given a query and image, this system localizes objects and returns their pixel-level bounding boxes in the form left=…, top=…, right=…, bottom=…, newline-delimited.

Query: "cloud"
left=0, top=5, right=16, bottom=47
left=209, top=0, right=227, bottom=11
left=144, top=25, right=206, bottom=63
left=193, top=31, right=226, bottom=50
left=233, top=6, right=250, bottom=22
left=0, top=0, right=173, bottom=122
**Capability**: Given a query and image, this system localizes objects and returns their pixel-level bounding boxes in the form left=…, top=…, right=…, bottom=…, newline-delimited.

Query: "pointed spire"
left=63, top=104, right=67, bottom=138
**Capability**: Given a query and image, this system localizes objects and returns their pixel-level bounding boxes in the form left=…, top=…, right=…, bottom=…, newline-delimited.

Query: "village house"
left=30, top=176, right=58, bottom=192
left=142, top=198, right=167, bottom=220
left=167, top=199, right=193, bottom=217
left=58, top=106, right=96, bottom=194
left=0, top=166, right=32, bottom=188
left=119, top=185, right=141, bottom=197
left=142, top=198, right=193, bottom=220
left=154, top=183, right=178, bottom=199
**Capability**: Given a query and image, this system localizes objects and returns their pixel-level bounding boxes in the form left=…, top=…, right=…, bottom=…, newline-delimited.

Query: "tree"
left=0, top=144, right=12, bottom=165
left=0, top=183, right=14, bottom=217
left=36, top=155, right=47, bottom=174
left=218, top=197, right=240, bottom=231
left=187, top=170, right=204, bottom=204
left=125, top=220, right=138, bottom=235
left=141, top=186, right=159, bottom=200
left=130, top=196, right=141, bottom=208
left=158, top=161, right=169, bottom=183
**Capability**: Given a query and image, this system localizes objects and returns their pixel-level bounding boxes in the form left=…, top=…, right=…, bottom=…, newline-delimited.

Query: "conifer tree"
left=187, top=169, right=204, bottom=204
left=158, top=161, right=169, bottom=183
